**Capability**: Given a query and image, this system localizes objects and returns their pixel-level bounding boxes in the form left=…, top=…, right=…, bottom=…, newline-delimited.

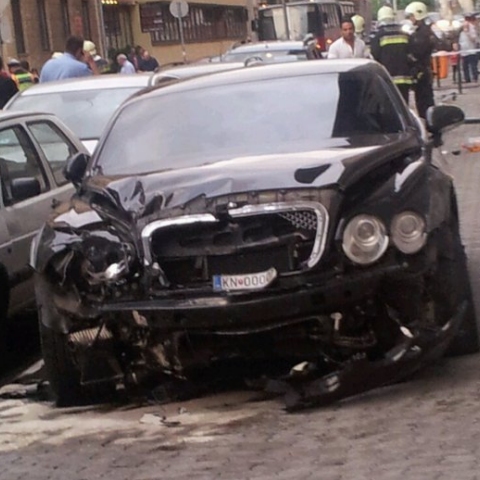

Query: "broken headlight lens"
left=342, top=214, right=388, bottom=265
left=80, top=233, right=135, bottom=285
left=391, top=211, right=426, bottom=254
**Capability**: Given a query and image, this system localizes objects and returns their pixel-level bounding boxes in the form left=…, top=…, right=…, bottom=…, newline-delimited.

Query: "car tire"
left=434, top=215, right=479, bottom=356
left=36, top=276, right=115, bottom=407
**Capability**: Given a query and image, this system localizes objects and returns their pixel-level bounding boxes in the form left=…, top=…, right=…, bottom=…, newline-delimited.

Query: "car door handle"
left=51, top=198, right=61, bottom=209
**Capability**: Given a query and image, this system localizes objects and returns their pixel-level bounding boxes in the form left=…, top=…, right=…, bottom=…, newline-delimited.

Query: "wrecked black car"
left=31, top=60, right=479, bottom=409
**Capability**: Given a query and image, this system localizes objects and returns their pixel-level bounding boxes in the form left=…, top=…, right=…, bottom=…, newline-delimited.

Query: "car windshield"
left=8, top=87, right=140, bottom=140
left=95, top=71, right=405, bottom=176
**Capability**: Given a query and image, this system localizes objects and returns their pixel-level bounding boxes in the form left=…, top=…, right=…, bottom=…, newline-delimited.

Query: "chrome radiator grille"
left=141, top=202, right=329, bottom=285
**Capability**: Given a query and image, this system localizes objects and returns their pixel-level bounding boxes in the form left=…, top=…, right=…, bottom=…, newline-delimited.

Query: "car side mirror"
left=11, top=177, right=41, bottom=202
left=63, top=152, right=90, bottom=187
left=426, top=105, right=464, bottom=135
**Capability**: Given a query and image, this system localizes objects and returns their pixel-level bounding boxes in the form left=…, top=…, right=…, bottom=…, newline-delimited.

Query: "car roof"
left=128, top=59, right=380, bottom=103
left=17, top=73, right=152, bottom=96
left=152, top=62, right=246, bottom=80
left=0, top=110, right=57, bottom=121
left=227, top=41, right=306, bottom=53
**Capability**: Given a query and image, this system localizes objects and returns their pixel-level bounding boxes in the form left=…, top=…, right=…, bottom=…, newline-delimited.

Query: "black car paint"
left=30, top=60, right=472, bottom=409
left=32, top=130, right=434, bottom=274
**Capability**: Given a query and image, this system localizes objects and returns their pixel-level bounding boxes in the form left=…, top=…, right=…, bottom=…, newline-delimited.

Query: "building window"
left=11, top=0, right=26, bottom=54
left=103, top=5, right=134, bottom=51
left=61, top=0, right=71, bottom=40
left=140, top=2, right=247, bottom=45
left=82, top=0, right=92, bottom=39
left=37, top=0, right=51, bottom=51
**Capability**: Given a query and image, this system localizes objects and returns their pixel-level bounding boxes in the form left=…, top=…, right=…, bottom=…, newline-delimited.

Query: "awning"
left=102, top=0, right=136, bottom=5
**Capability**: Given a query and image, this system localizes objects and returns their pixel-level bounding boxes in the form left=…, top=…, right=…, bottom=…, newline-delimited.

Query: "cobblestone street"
left=2, top=80, right=480, bottom=480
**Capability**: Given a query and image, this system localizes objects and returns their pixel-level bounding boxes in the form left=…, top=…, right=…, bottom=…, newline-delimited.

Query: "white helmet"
left=405, top=2, right=428, bottom=21
left=351, top=14, right=365, bottom=34
left=83, top=40, right=97, bottom=57
left=378, top=6, right=395, bottom=23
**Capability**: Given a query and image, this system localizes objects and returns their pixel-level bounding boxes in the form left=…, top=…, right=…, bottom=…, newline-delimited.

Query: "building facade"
left=1, top=0, right=251, bottom=72
left=103, top=0, right=251, bottom=65
left=1, top=0, right=102, bottom=71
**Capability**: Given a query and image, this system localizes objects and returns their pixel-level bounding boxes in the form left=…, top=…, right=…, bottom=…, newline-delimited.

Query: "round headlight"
left=391, top=212, right=426, bottom=254
left=342, top=215, right=388, bottom=265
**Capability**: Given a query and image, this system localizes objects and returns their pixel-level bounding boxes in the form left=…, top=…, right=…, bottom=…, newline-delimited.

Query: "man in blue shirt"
left=40, top=36, right=99, bottom=83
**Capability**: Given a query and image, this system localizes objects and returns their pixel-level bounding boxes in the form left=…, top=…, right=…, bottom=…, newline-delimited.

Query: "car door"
left=25, top=118, right=79, bottom=207
left=0, top=123, right=59, bottom=312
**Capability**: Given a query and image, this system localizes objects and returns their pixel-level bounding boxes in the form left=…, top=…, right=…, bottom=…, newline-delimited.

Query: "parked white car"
left=4, top=74, right=152, bottom=154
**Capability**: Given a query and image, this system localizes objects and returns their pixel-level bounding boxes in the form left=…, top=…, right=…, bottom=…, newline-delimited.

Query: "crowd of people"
left=0, top=35, right=161, bottom=107
left=42, top=36, right=160, bottom=81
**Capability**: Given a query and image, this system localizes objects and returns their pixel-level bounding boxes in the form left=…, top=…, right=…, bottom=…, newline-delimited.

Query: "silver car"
left=4, top=74, right=152, bottom=154
left=0, top=111, right=86, bottom=341
left=150, top=62, right=247, bottom=86
left=220, top=40, right=318, bottom=64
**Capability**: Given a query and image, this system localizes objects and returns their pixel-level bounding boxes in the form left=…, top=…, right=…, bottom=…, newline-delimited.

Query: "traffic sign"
left=169, top=0, right=189, bottom=18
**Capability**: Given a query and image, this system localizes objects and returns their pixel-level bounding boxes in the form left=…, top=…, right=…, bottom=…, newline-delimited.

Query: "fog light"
left=342, top=215, right=388, bottom=265
left=391, top=212, right=426, bottom=254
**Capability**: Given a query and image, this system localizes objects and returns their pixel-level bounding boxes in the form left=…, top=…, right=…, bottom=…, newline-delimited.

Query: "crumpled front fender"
left=30, top=224, right=83, bottom=273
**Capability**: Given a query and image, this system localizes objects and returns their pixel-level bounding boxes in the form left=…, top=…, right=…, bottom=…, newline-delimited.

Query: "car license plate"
left=213, top=267, right=277, bottom=292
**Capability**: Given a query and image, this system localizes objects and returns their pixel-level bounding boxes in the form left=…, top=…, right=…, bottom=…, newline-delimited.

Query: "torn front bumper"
left=98, top=261, right=413, bottom=331
left=267, top=301, right=467, bottom=411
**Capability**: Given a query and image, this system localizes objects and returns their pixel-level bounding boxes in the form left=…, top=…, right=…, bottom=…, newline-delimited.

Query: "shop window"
left=11, top=0, right=26, bottom=54
left=61, top=0, right=71, bottom=40
left=82, top=0, right=91, bottom=39
left=37, top=0, right=51, bottom=51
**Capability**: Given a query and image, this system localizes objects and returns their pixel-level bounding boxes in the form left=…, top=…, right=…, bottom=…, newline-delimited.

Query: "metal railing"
left=431, top=49, right=480, bottom=95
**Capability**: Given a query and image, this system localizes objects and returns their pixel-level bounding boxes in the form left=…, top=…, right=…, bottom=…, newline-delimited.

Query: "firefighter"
left=404, top=1, right=436, bottom=119
left=351, top=14, right=366, bottom=41
left=7, top=58, right=34, bottom=92
left=370, top=5, right=412, bottom=103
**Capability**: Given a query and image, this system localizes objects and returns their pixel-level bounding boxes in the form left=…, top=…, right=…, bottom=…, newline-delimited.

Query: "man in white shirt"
left=327, top=18, right=368, bottom=59
left=117, top=54, right=136, bottom=74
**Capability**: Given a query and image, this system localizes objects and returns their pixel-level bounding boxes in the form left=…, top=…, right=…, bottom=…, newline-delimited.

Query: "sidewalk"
left=433, top=73, right=480, bottom=116
left=434, top=78, right=480, bottom=327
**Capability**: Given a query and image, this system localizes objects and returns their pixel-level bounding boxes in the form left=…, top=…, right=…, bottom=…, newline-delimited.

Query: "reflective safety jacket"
left=11, top=71, right=35, bottom=91
left=370, top=24, right=413, bottom=86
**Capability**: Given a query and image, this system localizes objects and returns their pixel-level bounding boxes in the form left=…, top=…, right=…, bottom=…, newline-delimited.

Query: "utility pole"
left=282, top=0, right=290, bottom=40
left=246, top=0, right=257, bottom=41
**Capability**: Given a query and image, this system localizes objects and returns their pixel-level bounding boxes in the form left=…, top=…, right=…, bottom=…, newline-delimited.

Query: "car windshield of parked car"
left=8, top=87, right=140, bottom=140
left=95, top=71, right=405, bottom=176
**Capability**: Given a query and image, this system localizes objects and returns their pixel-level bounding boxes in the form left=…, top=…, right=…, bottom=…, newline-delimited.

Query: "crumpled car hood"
left=86, top=132, right=421, bottom=218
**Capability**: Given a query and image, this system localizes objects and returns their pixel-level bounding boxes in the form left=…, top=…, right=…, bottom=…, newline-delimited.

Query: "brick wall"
left=4, top=0, right=102, bottom=71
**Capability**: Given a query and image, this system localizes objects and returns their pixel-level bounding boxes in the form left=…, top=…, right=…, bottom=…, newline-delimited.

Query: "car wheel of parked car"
left=36, top=277, right=115, bottom=407
left=433, top=209, right=479, bottom=357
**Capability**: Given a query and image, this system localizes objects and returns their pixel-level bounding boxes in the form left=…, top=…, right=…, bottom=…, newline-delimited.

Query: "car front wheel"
left=36, top=275, right=115, bottom=407
left=436, top=216, right=479, bottom=356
